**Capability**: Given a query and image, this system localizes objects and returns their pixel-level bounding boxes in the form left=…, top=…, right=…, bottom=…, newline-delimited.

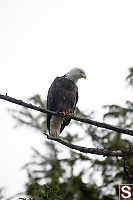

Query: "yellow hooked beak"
left=80, top=72, right=87, bottom=79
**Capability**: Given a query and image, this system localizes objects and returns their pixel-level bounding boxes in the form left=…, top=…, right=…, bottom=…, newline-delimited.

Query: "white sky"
left=0, top=0, right=133, bottom=198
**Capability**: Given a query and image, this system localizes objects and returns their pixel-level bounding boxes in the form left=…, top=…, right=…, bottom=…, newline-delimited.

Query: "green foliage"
left=8, top=67, right=133, bottom=200
left=26, top=182, right=63, bottom=200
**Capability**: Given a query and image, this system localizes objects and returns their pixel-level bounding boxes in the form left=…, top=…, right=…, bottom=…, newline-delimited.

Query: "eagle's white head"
left=65, top=68, right=87, bottom=83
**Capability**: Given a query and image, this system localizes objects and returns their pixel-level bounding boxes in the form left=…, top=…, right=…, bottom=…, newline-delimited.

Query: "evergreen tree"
left=8, top=67, right=133, bottom=199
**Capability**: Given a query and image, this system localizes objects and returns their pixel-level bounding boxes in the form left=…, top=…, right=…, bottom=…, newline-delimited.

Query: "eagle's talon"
left=58, top=111, right=67, bottom=117
left=60, top=111, right=75, bottom=117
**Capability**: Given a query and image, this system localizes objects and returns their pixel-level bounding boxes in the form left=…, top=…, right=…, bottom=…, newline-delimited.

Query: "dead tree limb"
left=0, top=93, right=133, bottom=136
left=1, top=93, right=133, bottom=157
left=43, top=132, right=133, bottom=157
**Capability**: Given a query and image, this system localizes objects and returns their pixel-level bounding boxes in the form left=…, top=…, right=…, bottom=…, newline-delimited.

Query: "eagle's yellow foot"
left=65, top=110, right=75, bottom=117
left=59, top=110, right=75, bottom=117
left=59, top=111, right=68, bottom=117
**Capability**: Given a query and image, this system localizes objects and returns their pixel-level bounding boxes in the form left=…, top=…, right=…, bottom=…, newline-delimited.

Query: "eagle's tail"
left=50, top=116, right=63, bottom=137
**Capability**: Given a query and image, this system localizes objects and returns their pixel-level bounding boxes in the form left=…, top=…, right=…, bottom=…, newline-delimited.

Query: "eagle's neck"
left=64, top=74, right=78, bottom=84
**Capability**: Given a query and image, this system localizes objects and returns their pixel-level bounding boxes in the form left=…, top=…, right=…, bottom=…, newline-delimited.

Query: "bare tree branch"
left=1, top=93, right=133, bottom=157
left=43, top=132, right=133, bottom=157
left=0, top=93, right=133, bottom=136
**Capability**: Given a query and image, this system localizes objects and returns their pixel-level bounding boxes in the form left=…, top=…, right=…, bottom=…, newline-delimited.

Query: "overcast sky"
left=0, top=0, right=133, bottom=198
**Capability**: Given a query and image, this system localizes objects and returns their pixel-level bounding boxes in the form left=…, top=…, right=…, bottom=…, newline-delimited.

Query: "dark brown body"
left=47, top=76, right=78, bottom=134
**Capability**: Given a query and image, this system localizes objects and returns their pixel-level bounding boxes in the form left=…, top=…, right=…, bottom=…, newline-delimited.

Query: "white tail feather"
left=50, top=116, right=63, bottom=137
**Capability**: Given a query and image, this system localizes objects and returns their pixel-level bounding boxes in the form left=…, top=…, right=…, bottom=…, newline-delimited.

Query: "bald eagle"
left=47, top=68, right=86, bottom=137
